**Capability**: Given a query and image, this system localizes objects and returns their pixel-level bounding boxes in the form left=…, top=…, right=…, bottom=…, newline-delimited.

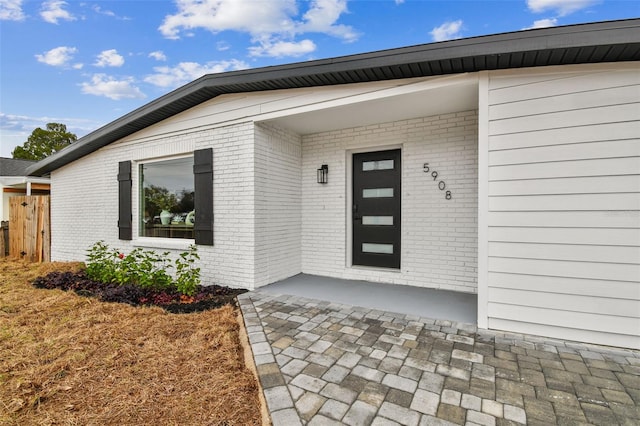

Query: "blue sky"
left=1, top=0, right=637, bottom=158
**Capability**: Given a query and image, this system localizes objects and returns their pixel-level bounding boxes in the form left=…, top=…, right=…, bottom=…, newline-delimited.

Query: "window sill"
left=133, top=237, right=194, bottom=251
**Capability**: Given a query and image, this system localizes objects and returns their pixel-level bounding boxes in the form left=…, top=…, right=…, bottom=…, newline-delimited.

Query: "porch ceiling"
left=261, top=80, right=478, bottom=135
left=0, top=176, right=51, bottom=187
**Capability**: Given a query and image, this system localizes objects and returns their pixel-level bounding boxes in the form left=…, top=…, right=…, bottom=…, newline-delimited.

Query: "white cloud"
left=298, top=0, right=358, bottom=42
left=159, top=0, right=294, bottom=39
left=35, top=46, right=81, bottom=68
left=159, top=0, right=358, bottom=57
left=149, top=51, right=167, bottom=61
left=395, top=0, right=405, bottom=4
left=80, top=74, right=145, bottom=100
left=0, top=0, right=25, bottom=21
left=523, top=17, right=559, bottom=29
left=92, top=5, right=115, bottom=17
left=527, top=0, right=598, bottom=16
left=0, top=112, right=44, bottom=136
left=249, top=39, right=316, bottom=57
left=430, top=20, right=463, bottom=42
left=94, top=49, right=125, bottom=67
left=216, top=41, right=230, bottom=51
left=0, top=112, right=97, bottom=134
left=40, top=0, right=76, bottom=24
left=0, top=111, right=100, bottom=157
left=92, top=5, right=130, bottom=20
left=144, top=60, right=249, bottom=89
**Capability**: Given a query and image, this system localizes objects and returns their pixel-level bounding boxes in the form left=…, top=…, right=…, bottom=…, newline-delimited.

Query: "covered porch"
left=252, top=73, right=480, bottom=321
left=259, top=274, right=477, bottom=325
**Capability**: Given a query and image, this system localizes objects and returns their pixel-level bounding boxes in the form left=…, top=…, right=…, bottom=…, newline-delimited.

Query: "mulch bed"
left=2, top=260, right=262, bottom=425
left=32, top=270, right=247, bottom=313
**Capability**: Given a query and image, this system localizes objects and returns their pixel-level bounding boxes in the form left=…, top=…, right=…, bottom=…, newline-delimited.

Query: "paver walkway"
left=238, top=291, right=640, bottom=426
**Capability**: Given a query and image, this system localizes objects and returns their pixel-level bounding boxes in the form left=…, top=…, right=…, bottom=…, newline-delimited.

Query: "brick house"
left=28, top=20, right=639, bottom=349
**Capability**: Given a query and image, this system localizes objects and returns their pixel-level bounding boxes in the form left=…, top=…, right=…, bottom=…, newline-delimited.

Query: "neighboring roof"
left=0, top=157, right=37, bottom=176
left=28, top=18, right=640, bottom=177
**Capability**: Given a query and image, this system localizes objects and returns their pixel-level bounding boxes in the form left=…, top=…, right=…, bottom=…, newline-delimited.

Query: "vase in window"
left=186, top=210, right=195, bottom=226
left=160, top=210, right=172, bottom=225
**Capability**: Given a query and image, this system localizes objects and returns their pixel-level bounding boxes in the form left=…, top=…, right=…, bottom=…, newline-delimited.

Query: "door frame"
left=345, top=144, right=403, bottom=270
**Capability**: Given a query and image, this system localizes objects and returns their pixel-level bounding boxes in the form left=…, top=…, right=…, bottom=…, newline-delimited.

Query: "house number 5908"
left=423, top=163, right=452, bottom=200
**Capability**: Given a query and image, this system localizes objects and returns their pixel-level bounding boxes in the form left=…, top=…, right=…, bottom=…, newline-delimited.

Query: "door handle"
left=353, top=204, right=361, bottom=220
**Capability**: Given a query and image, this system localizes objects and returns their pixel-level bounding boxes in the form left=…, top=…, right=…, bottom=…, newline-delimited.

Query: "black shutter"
left=193, top=148, right=213, bottom=245
left=117, top=161, right=132, bottom=240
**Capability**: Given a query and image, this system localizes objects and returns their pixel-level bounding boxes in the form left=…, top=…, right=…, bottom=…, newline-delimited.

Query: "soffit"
left=261, top=79, right=479, bottom=135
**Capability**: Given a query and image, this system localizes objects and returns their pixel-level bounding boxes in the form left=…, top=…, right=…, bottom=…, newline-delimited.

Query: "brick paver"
left=238, top=292, right=640, bottom=425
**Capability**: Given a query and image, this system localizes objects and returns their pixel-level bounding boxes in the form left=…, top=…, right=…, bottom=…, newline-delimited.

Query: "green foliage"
left=115, top=248, right=173, bottom=290
left=12, top=123, right=77, bottom=161
left=85, top=241, right=201, bottom=295
left=175, top=245, right=200, bottom=296
left=176, top=189, right=195, bottom=213
left=144, top=185, right=179, bottom=214
left=85, top=241, right=119, bottom=284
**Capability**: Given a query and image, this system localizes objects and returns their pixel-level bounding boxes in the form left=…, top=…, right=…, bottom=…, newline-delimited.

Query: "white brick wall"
left=51, top=122, right=258, bottom=289
left=51, top=109, right=477, bottom=293
left=52, top=148, right=115, bottom=260
left=254, top=123, right=302, bottom=287
left=301, top=111, right=478, bottom=293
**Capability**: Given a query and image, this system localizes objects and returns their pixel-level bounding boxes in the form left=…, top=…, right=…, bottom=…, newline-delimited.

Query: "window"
left=118, top=148, right=213, bottom=245
left=362, top=159, right=394, bottom=171
left=139, top=156, right=195, bottom=239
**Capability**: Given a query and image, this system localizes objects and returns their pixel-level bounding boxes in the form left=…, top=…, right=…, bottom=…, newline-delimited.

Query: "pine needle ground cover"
left=0, top=260, right=262, bottom=425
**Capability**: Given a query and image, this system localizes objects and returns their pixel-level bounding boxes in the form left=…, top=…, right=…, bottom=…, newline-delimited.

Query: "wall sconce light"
left=317, top=164, right=328, bottom=184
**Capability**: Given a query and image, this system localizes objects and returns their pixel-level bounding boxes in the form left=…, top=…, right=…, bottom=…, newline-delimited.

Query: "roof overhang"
left=27, top=18, right=640, bottom=176
left=258, top=74, right=478, bottom=134
left=1, top=176, right=51, bottom=187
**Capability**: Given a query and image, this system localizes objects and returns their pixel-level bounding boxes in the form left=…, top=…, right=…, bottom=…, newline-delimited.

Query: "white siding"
left=301, top=111, right=478, bottom=293
left=485, top=64, right=640, bottom=349
left=254, top=123, right=302, bottom=287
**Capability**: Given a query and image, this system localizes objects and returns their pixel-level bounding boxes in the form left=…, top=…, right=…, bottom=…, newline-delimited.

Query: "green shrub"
left=85, top=241, right=200, bottom=295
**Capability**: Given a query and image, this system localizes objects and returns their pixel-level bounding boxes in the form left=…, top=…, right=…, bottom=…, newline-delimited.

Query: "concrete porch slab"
left=260, top=274, right=477, bottom=325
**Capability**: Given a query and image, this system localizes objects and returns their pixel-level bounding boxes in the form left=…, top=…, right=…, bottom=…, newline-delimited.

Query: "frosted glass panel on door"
left=362, top=243, right=394, bottom=254
left=362, top=188, right=394, bottom=198
left=362, top=160, right=394, bottom=171
left=362, top=216, right=394, bottom=225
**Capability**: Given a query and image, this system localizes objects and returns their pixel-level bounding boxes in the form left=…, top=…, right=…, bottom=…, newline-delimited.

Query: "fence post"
left=41, top=197, right=51, bottom=262
left=0, top=221, right=7, bottom=257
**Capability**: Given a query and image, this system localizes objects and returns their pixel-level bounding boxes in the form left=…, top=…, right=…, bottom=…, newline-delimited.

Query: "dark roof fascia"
left=27, top=18, right=640, bottom=176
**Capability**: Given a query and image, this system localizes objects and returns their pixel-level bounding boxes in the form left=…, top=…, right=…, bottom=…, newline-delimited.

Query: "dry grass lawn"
left=0, top=259, right=262, bottom=425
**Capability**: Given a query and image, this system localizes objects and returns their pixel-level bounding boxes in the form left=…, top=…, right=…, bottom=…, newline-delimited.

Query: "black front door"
left=352, top=149, right=401, bottom=269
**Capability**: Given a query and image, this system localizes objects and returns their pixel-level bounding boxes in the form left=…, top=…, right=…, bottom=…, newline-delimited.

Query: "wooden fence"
left=7, top=196, right=51, bottom=262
